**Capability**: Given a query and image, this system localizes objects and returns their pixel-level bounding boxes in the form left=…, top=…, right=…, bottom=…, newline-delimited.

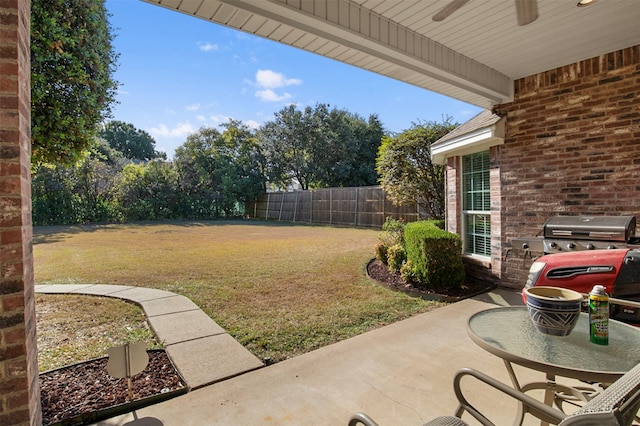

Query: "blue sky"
left=106, top=0, right=482, bottom=158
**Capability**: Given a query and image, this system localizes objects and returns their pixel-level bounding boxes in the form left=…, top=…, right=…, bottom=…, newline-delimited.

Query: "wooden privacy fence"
left=245, top=186, right=424, bottom=229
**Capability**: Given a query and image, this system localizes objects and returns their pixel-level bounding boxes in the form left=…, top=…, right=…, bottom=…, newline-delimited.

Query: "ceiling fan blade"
left=515, top=0, right=538, bottom=26
left=432, top=0, right=471, bottom=22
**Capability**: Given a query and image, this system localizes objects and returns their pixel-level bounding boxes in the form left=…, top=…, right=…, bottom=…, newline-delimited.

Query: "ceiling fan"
left=432, top=0, right=539, bottom=26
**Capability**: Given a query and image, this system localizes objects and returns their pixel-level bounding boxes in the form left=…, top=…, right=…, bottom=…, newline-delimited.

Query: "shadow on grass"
left=32, top=219, right=317, bottom=245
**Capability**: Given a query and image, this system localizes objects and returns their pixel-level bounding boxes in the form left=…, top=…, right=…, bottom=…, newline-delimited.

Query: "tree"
left=114, top=161, right=180, bottom=221
left=174, top=121, right=266, bottom=218
left=376, top=119, right=457, bottom=219
left=31, top=138, right=125, bottom=225
left=31, top=0, right=119, bottom=164
left=99, top=121, right=163, bottom=161
left=258, top=104, right=383, bottom=190
left=315, top=109, right=384, bottom=187
left=259, top=105, right=314, bottom=190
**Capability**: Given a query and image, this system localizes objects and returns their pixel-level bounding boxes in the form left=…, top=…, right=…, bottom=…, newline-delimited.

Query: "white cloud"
left=251, top=70, right=301, bottom=102
left=255, top=89, right=292, bottom=102
left=255, top=69, right=302, bottom=89
left=198, top=42, right=219, bottom=52
left=245, top=120, right=261, bottom=129
left=196, top=115, right=206, bottom=122
left=210, top=114, right=232, bottom=124
left=148, top=122, right=195, bottom=138
left=186, top=103, right=201, bottom=111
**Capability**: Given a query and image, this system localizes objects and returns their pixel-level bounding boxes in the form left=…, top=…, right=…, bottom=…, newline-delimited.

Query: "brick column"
left=0, top=1, right=41, bottom=425
left=444, top=156, right=460, bottom=235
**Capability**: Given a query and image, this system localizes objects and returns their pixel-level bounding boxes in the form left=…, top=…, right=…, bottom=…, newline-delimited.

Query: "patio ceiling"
left=143, top=0, right=640, bottom=109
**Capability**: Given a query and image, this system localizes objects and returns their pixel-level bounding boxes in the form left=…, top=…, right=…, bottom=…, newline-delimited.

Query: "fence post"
left=265, top=193, right=271, bottom=220
left=354, top=187, right=359, bottom=227
left=293, top=191, right=298, bottom=222
left=329, top=188, right=333, bottom=225
left=310, top=190, right=313, bottom=223
left=381, top=187, right=385, bottom=224
left=278, top=192, right=285, bottom=221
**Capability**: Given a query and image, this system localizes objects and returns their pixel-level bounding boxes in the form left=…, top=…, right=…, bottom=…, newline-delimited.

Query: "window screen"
left=462, top=151, right=490, bottom=256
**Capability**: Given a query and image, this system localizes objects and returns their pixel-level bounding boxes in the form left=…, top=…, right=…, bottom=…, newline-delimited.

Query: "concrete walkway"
left=38, top=285, right=550, bottom=425
left=35, top=284, right=264, bottom=389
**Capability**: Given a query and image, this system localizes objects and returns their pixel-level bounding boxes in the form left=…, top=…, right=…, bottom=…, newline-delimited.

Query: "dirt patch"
left=40, top=350, right=186, bottom=425
left=366, top=258, right=493, bottom=301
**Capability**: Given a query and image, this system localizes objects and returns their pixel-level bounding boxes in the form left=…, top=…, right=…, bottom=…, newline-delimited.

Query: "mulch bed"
left=366, top=258, right=494, bottom=301
left=40, top=350, right=186, bottom=425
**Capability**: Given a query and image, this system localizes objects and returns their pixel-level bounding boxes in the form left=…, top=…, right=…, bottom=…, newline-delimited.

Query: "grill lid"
left=543, top=216, right=637, bottom=242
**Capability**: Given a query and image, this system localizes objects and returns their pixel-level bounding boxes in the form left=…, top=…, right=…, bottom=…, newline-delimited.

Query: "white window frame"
left=462, top=151, right=491, bottom=258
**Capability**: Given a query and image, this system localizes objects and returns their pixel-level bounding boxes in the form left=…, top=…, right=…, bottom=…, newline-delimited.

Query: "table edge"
left=467, top=307, right=628, bottom=383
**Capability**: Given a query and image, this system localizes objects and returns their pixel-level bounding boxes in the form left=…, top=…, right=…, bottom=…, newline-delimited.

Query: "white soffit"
left=143, top=0, right=640, bottom=109
left=431, top=110, right=505, bottom=164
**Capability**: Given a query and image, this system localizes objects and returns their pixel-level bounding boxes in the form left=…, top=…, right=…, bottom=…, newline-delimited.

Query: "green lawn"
left=34, top=220, right=442, bottom=364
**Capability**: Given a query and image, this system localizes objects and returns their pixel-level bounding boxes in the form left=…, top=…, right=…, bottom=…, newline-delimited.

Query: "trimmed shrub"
left=387, top=243, right=406, bottom=273
left=431, top=219, right=445, bottom=230
left=404, top=220, right=465, bottom=291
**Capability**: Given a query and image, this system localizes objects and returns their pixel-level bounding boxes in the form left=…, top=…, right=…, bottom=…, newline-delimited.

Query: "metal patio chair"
left=349, top=363, right=640, bottom=426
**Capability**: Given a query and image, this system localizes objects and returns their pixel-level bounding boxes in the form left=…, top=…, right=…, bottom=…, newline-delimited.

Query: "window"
left=463, top=151, right=490, bottom=257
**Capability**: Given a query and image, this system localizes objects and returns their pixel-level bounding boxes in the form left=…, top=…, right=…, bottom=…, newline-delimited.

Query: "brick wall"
left=0, top=1, right=41, bottom=424
left=497, top=45, right=640, bottom=288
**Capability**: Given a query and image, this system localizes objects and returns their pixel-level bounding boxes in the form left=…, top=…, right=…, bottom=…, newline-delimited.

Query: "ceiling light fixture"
left=577, top=0, right=597, bottom=7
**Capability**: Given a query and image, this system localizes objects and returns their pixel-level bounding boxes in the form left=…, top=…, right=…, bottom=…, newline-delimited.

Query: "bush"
left=374, top=242, right=388, bottom=263
left=404, top=220, right=465, bottom=291
left=387, top=243, right=406, bottom=273
left=374, top=217, right=406, bottom=265
left=400, top=260, right=418, bottom=283
left=431, top=219, right=445, bottom=230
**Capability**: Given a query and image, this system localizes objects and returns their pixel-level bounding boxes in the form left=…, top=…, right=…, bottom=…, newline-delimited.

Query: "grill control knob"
left=549, top=242, right=557, bottom=249
left=586, top=244, right=595, bottom=250
left=522, top=243, right=529, bottom=250
left=607, top=245, right=616, bottom=249
left=567, top=242, right=575, bottom=250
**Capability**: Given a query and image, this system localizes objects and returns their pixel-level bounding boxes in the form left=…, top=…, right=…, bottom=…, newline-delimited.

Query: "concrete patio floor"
left=87, top=288, right=565, bottom=426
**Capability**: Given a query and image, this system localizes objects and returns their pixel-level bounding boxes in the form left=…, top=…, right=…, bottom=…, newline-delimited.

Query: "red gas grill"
left=515, top=216, right=640, bottom=325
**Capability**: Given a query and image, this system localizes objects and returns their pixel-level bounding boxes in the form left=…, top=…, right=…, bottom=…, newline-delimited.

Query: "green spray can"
left=589, top=284, right=609, bottom=345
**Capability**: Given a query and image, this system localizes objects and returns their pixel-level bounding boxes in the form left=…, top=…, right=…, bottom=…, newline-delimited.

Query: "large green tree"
left=31, top=0, right=119, bottom=164
left=114, top=161, right=180, bottom=221
left=99, top=121, right=163, bottom=161
left=376, top=119, right=457, bottom=219
left=314, top=108, right=384, bottom=188
left=174, top=121, right=266, bottom=218
left=258, top=104, right=383, bottom=190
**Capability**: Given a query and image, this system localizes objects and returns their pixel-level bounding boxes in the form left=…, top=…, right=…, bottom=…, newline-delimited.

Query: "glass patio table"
left=467, top=306, right=640, bottom=425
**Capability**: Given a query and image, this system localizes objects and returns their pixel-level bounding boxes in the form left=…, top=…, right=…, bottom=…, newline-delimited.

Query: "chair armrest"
left=349, top=412, right=380, bottom=426
left=453, top=368, right=567, bottom=426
